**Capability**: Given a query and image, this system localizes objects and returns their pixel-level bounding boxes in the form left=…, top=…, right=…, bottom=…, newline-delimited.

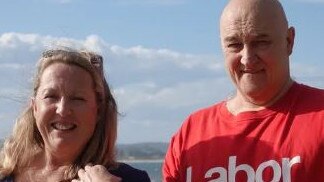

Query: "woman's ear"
left=31, top=97, right=37, bottom=116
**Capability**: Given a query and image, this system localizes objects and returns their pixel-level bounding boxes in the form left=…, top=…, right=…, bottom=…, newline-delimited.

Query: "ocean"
left=125, top=160, right=163, bottom=182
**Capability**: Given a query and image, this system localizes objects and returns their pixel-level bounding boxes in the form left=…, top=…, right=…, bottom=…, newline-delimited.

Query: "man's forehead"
left=221, top=18, right=272, bottom=39
left=220, top=8, right=284, bottom=41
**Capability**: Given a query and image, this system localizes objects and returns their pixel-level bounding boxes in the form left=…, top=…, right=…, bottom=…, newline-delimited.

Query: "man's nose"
left=240, top=45, right=258, bottom=67
left=56, top=98, right=71, bottom=116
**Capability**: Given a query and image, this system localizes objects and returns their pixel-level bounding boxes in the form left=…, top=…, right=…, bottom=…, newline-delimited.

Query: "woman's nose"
left=56, top=98, right=72, bottom=116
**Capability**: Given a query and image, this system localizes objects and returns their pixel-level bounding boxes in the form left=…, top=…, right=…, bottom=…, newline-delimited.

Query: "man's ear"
left=287, top=26, right=295, bottom=55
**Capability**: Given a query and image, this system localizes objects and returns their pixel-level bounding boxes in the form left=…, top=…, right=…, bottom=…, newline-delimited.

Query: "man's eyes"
left=227, top=42, right=243, bottom=49
left=226, top=40, right=271, bottom=50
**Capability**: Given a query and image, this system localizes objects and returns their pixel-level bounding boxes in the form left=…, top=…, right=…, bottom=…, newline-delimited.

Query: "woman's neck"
left=14, top=151, right=72, bottom=182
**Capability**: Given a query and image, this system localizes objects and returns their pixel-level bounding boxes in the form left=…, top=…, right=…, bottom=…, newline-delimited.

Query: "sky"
left=0, top=0, right=324, bottom=144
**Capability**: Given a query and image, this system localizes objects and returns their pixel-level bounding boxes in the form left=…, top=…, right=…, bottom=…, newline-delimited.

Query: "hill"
left=0, top=140, right=168, bottom=161
left=117, top=142, right=168, bottom=161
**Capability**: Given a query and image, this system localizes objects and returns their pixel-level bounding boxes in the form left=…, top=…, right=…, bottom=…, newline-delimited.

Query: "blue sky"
left=0, top=0, right=324, bottom=144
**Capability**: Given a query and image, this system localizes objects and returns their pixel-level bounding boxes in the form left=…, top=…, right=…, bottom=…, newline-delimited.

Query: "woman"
left=0, top=49, right=150, bottom=182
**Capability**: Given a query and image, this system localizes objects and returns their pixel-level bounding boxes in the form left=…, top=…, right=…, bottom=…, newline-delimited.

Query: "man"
left=163, top=0, right=324, bottom=181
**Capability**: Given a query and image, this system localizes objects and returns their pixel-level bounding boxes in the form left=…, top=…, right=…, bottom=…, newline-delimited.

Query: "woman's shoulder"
left=0, top=175, right=13, bottom=182
left=109, top=162, right=151, bottom=182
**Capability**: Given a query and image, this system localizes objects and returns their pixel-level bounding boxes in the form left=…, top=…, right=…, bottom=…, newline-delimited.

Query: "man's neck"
left=227, top=78, right=293, bottom=115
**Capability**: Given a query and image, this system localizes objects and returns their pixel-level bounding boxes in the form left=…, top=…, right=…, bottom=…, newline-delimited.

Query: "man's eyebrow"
left=223, top=34, right=270, bottom=42
left=223, top=36, right=239, bottom=42
left=254, top=34, right=270, bottom=39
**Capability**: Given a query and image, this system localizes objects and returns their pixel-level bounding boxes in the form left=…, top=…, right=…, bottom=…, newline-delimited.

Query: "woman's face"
left=32, top=63, right=98, bottom=159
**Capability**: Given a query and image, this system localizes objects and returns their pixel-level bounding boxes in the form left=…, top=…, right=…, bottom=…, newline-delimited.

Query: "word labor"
left=186, top=156, right=301, bottom=182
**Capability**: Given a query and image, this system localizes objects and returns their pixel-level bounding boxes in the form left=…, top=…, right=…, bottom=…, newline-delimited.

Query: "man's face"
left=220, top=1, right=294, bottom=103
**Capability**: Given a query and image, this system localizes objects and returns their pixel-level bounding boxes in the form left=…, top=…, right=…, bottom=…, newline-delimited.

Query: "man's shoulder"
left=298, top=83, right=324, bottom=96
left=295, top=82, right=324, bottom=102
left=189, top=101, right=225, bottom=120
left=177, top=101, right=225, bottom=131
left=289, top=82, right=324, bottom=114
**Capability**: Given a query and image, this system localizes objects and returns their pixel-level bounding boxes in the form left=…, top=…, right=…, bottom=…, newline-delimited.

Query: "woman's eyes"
left=44, top=94, right=57, bottom=100
left=72, top=96, right=86, bottom=101
left=42, top=95, right=86, bottom=102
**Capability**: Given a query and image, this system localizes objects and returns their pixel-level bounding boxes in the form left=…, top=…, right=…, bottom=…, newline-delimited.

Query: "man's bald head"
left=220, top=0, right=289, bottom=36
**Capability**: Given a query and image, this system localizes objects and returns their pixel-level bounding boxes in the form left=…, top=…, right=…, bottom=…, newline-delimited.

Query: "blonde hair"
left=0, top=49, right=118, bottom=180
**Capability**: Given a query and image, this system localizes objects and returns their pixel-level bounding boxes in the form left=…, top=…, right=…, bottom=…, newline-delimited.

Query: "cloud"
left=45, top=0, right=73, bottom=4
left=0, top=63, right=25, bottom=70
left=110, top=44, right=221, bottom=70
left=115, top=78, right=231, bottom=111
left=57, top=0, right=72, bottom=3
left=0, top=32, right=226, bottom=143
left=0, top=32, right=323, bottom=143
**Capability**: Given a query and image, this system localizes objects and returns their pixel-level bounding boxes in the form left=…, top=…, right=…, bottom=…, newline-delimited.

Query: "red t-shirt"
left=163, top=82, right=324, bottom=182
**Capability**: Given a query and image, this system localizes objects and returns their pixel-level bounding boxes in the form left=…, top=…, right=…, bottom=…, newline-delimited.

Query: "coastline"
left=118, top=159, right=163, bottom=163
